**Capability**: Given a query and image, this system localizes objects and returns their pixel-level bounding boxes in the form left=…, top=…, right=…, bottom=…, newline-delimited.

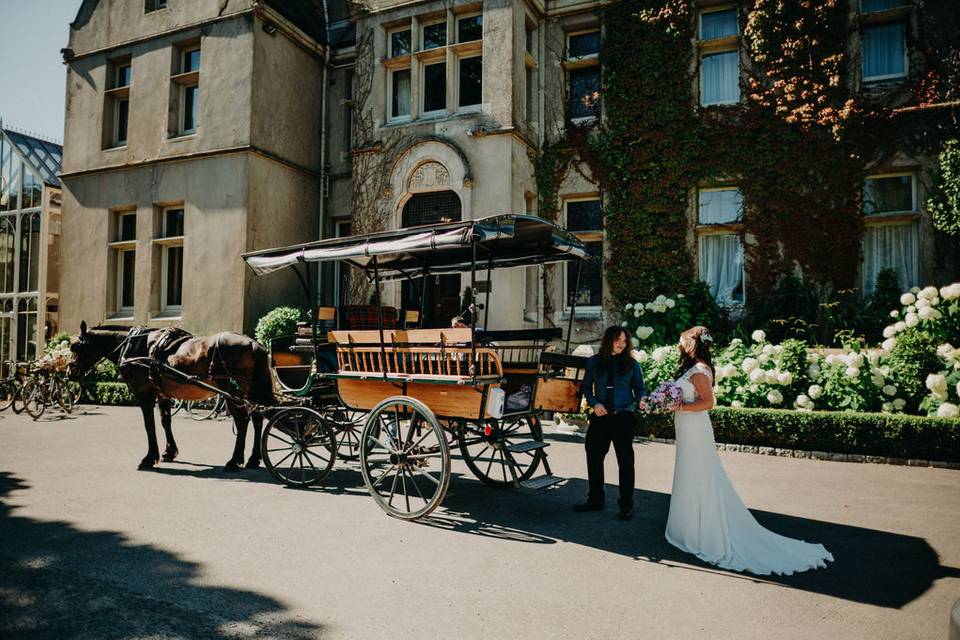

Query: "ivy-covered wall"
left=537, top=0, right=960, bottom=317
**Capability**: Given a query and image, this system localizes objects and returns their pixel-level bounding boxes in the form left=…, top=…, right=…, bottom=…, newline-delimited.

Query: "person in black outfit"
left=574, top=325, right=648, bottom=520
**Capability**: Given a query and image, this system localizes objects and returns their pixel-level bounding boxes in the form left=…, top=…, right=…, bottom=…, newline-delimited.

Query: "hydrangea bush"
left=630, top=282, right=960, bottom=418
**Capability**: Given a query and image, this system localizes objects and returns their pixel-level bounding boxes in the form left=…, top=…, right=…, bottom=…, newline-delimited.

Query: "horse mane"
left=92, top=324, right=135, bottom=332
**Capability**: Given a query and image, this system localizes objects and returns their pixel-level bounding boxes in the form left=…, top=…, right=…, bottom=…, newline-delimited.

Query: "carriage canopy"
left=241, top=214, right=589, bottom=281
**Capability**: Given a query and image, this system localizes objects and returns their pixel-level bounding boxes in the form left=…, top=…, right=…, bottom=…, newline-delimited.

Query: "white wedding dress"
left=665, top=363, right=834, bottom=576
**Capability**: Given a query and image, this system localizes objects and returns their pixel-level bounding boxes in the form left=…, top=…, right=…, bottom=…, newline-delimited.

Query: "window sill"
left=103, top=144, right=128, bottom=152
left=152, top=235, right=185, bottom=246
left=861, top=74, right=908, bottom=85
left=107, top=240, right=137, bottom=250
left=562, top=308, right=602, bottom=321
left=700, top=100, right=741, bottom=108
left=168, top=132, right=197, bottom=142
left=108, top=313, right=134, bottom=322
left=863, top=212, right=920, bottom=225
left=569, top=116, right=598, bottom=128
left=150, top=311, right=182, bottom=322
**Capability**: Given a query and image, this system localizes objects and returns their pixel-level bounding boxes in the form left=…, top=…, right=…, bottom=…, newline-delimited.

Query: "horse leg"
left=223, top=401, right=249, bottom=472
left=137, top=398, right=160, bottom=470
left=246, top=410, right=263, bottom=469
left=159, top=399, right=179, bottom=462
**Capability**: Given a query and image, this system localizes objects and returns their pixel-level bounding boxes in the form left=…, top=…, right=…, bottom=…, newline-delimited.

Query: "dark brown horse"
left=68, top=322, right=275, bottom=471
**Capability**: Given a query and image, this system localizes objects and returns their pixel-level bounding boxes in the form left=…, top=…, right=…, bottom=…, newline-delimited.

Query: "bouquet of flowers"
left=638, top=381, right=683, bottom=414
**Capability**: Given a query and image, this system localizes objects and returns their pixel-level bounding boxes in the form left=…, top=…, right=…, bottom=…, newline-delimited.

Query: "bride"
left=665, top=326, right=834, bottom=576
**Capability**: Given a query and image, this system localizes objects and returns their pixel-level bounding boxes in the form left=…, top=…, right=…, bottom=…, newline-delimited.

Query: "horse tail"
left=250, top=343, right=276, bottom=407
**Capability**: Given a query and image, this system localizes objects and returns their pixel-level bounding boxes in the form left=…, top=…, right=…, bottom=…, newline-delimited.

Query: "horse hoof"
left=224, top=461, right=241, bottom=472
left=245, top=458, right=261, bottom=469
left=162, top=451, right=179, bottom=462
left=138, top=458, right=157, bottom=470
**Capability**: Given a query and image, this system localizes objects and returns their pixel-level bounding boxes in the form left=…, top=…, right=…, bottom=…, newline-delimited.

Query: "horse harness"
left=117, top=326, right=247, bottom=400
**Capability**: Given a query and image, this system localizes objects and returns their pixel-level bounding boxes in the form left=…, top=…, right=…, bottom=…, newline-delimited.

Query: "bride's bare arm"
left=679, top=372, right=715, bottom=412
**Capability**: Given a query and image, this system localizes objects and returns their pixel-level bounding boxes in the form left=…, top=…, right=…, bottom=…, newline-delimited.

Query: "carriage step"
left=507, top=440, right=550, bottom=454
left=518, top=474, right=564, bottom=490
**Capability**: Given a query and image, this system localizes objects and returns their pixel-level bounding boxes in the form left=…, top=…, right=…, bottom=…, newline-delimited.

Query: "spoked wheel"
left=11, top=384, right=27, bottom=414
left=359, top=397, right=450, bottom=520
left=23, top=380, right=46, bottom=420
left=0, top=380, right=15, bottom=411
left=261, top=407, right=337, bottom=487
left=69, top=381, right=83, bottom=406
left=457, top=414, right=546, bottom=487
left=321, top=405, right=370, bottom=461
left=56, top=380, right=75, bottom=414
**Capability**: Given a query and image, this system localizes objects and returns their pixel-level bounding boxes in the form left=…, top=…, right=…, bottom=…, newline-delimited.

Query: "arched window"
left=401, top=191, right=461, bottom=228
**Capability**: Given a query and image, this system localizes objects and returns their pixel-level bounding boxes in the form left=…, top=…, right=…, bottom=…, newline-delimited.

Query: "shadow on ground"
left=0, top=472, right=326, bottom=639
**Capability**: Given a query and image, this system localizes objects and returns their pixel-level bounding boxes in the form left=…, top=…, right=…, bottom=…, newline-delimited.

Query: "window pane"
left=526, top=27, right=535, bottom=54
left=183, top=85, right=198, bottom=132
left=116, top=98, right=129, bottom=144
left=146, top=0, right=167, bottom=12
left=458, top=56, right=482, bottom=107
left=861, top=0, right=903, bottom=12
left=699, top=234, right=744, bottom=304
left=862, top=223, right=917, bottom=295
left=864, top=175, right=912, bottom=214
left=698, top=188, right=742, bottom=224
left=700, top=9, right=738, bottom=40
left=701, top=51, right=739, bottom=105
left=117, top=64, right=131, bottom=87
left=16, top=298, right=37, bottom=361
left=423, top=62, right=446, bottom=112
left=120, top=214, right=137, bottom=241
left=121, top=250, right=135, bottom=308
left=423, top=23, right=446, bottom=50
left=569, top=67, right=601, bottom=119
left=165, top=208, right=184, bottom=237
left=526, top=67, right=535, bottom=120
left=0, top=140, right=8, bottom=212
left=166, top=246, right=183, bottom=307
left=862, top=22, right=905, bottom=79
left=458, top=15, right=482, bottom=42
left=391, top=69, right=411, bottom=118
left=390, top=30, right=411, bottom=57
left=0, top=217, right=15, bottom=292
left=402, top=191, right=461, bottom=227
left=568, top=31, right=600, bottom=58
left=567, top=242, right=602, bottom=307
left=20, top=213, right=40, bottom=292
left=566, top=199, right=602, bottom=232
left=183, top=49, right=200, bottom=73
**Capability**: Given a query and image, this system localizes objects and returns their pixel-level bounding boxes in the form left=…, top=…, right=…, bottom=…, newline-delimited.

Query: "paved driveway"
left=1, top=406, right=958, bottom=639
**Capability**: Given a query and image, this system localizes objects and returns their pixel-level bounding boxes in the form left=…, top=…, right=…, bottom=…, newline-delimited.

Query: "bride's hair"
left=598, top=325, right=635, bottom=373
left=674, top=326, right=715, bottom=379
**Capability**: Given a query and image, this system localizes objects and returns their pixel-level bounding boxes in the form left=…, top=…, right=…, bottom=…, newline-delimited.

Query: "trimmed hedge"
left=634, top=407, right=960, bottom=463
left=81, top=382, right=136, bottom=406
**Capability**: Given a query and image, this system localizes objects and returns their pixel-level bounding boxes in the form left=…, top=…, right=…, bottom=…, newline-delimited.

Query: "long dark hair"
left=597, top=325, right=635, bottom=373
left=674, top=325, right=715, bottom=379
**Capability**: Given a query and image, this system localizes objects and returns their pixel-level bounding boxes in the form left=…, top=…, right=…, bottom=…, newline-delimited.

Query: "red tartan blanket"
left=342, top=305, right=397, bottom=330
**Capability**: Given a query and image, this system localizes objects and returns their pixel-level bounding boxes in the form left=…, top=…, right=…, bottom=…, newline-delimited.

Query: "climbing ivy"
left=928, top=139, right=960, bottom=237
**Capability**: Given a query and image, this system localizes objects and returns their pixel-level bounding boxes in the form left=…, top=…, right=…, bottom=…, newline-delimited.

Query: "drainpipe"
left=318, top=0, right=332, bottom=303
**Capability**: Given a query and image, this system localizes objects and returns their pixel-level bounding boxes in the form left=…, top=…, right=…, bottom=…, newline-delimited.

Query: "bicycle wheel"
left=0, top=379, right=15, bottom=411
left=56, top=379, right=75, bottom=414
left=187, top=396, right=220, bottom=420
left=23, top=380, right=46, bottom=420
left=170, top=398, right=184, bottom=416
left=11, top=383, right=27, bottom=414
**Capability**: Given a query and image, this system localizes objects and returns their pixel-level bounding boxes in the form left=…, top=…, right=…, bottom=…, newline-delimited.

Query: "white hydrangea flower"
left=892, top=398, right=906, bottom=411
left=665, top=298, right=676, bottom=309
left=735, top=386, right=745, bottom=394
left=939, top=283, right=960, bottom=301
left=634, top=308, right=642, bottom=318
left=920, top=285, right=938, bottom=300
left=879, top=365, right=891, bottom=376
left=655, top=294, right=667, bottom=304
left=845, top=352, right=864, bottom=368
left=936, top=402, right=959, bottom=419
left=777, top=371, right=793, bottom=386
left=730, top=338, right=743, bottom=347
left=882, top=338, right=897, bottom=352
left=765, top=369, right=779, bottom=385
left=635, top=325, right=654, bottom=340
left=871, top=374, right=884, bottom=388
left=749, top=384, right=759, bottom=393
left=742, top=357, right=759, bottom=373
left=910, top=286, right=920, bottom=294
left=652, top=346, right=671, bottom=363
left=621, top=321, right=629, bottom=328
left=749, top=368, right=766, bottom=383
left=761, top=344, right=775, bottom=356
left=625, top=303, right=634, bottom=311
left=906, top=305, right=917, bottom=314
left=751, top=329, right=766, bottom=343
left=766, top=389, right=783, bottom=405
left=731, top=400, right=743, bottom=409
left=758, top=353, right=771, bottom=365
left=916, top=298, right=930, bottom=310
left=807, top=364, right=821, bottom=378
left=889, top=310, right=899, bottom=318
left=900, top=292, right=916, bottom=306
left=926, top=373, right=948, bottom=394
left=825, top=353, right=840, bottom=366
left=806, top=351, right=821, bottom=363
left=920, top=307, right=941, bottom=321
left=881, top=402, right=893, bottom=413
left=845, top=366, right=860, bottom=379
left=957, top=380, right=960, bottom=398
left=938, top=343, right=955, bottom=359
left=882, top=326, right=897, bottom=339
left=868, top=351, right=880, bottom=365
left=795, top=394, right=811, bottom=408
left=882, top=384, right=897, bottom=397
left=808, top=384, right=822, bottom=399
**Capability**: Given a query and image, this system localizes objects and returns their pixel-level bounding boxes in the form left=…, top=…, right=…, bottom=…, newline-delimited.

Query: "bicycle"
left=186, top=395, right=227, bottom=421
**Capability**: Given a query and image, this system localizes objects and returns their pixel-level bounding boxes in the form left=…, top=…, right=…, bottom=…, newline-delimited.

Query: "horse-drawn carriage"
left=241, top=214, right=592, bottom=519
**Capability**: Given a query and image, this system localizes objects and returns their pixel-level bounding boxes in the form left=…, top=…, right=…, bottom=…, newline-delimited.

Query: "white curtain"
left=701, top=51, right=739, bottom=105
left=699, top=234, right=743, bottom=305
left=701, top=9, right=737, bottom=40
left=862, top=223, right=918, bottom=295
left=862, top=23, right=905, bottom=79
left=392, top=70, right=411, bottom=117
left=698, top=188, right=742, bottom=224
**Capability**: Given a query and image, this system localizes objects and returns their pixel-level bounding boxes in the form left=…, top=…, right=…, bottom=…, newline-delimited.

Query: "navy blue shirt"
left=582, top=355, right=647, bottom=413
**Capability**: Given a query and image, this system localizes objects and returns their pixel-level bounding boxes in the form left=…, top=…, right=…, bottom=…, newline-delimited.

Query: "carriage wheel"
left=321, top=405, right=370, bottom=461
left=261, top=407, right=337, bottom=487
left=457, top=414, right=545, bottom=487
left=360, top=397, right=450, bottom=520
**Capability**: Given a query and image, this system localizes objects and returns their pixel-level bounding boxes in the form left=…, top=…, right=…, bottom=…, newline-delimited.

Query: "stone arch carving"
left=389, top=138, right=473, bottom=229
left=408, top=161, right=451, bottom=192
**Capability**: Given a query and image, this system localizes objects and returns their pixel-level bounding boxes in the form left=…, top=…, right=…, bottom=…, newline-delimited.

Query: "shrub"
left=82, top=382, right=136, bottom=406
left=254, top=306, right=305, bottom=345
left=888, top=330, right=942, bottom=411
left=635, top=407, right=960, bottom=462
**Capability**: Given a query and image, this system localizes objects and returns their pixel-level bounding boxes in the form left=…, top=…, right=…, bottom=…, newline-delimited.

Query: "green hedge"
left=634, top=407, right=960, bottom=462
left=81, top=382, right=136, bottom=406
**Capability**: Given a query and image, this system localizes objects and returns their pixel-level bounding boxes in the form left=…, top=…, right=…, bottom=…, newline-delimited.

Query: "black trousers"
left=584, top=411, right=635, bottom=510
